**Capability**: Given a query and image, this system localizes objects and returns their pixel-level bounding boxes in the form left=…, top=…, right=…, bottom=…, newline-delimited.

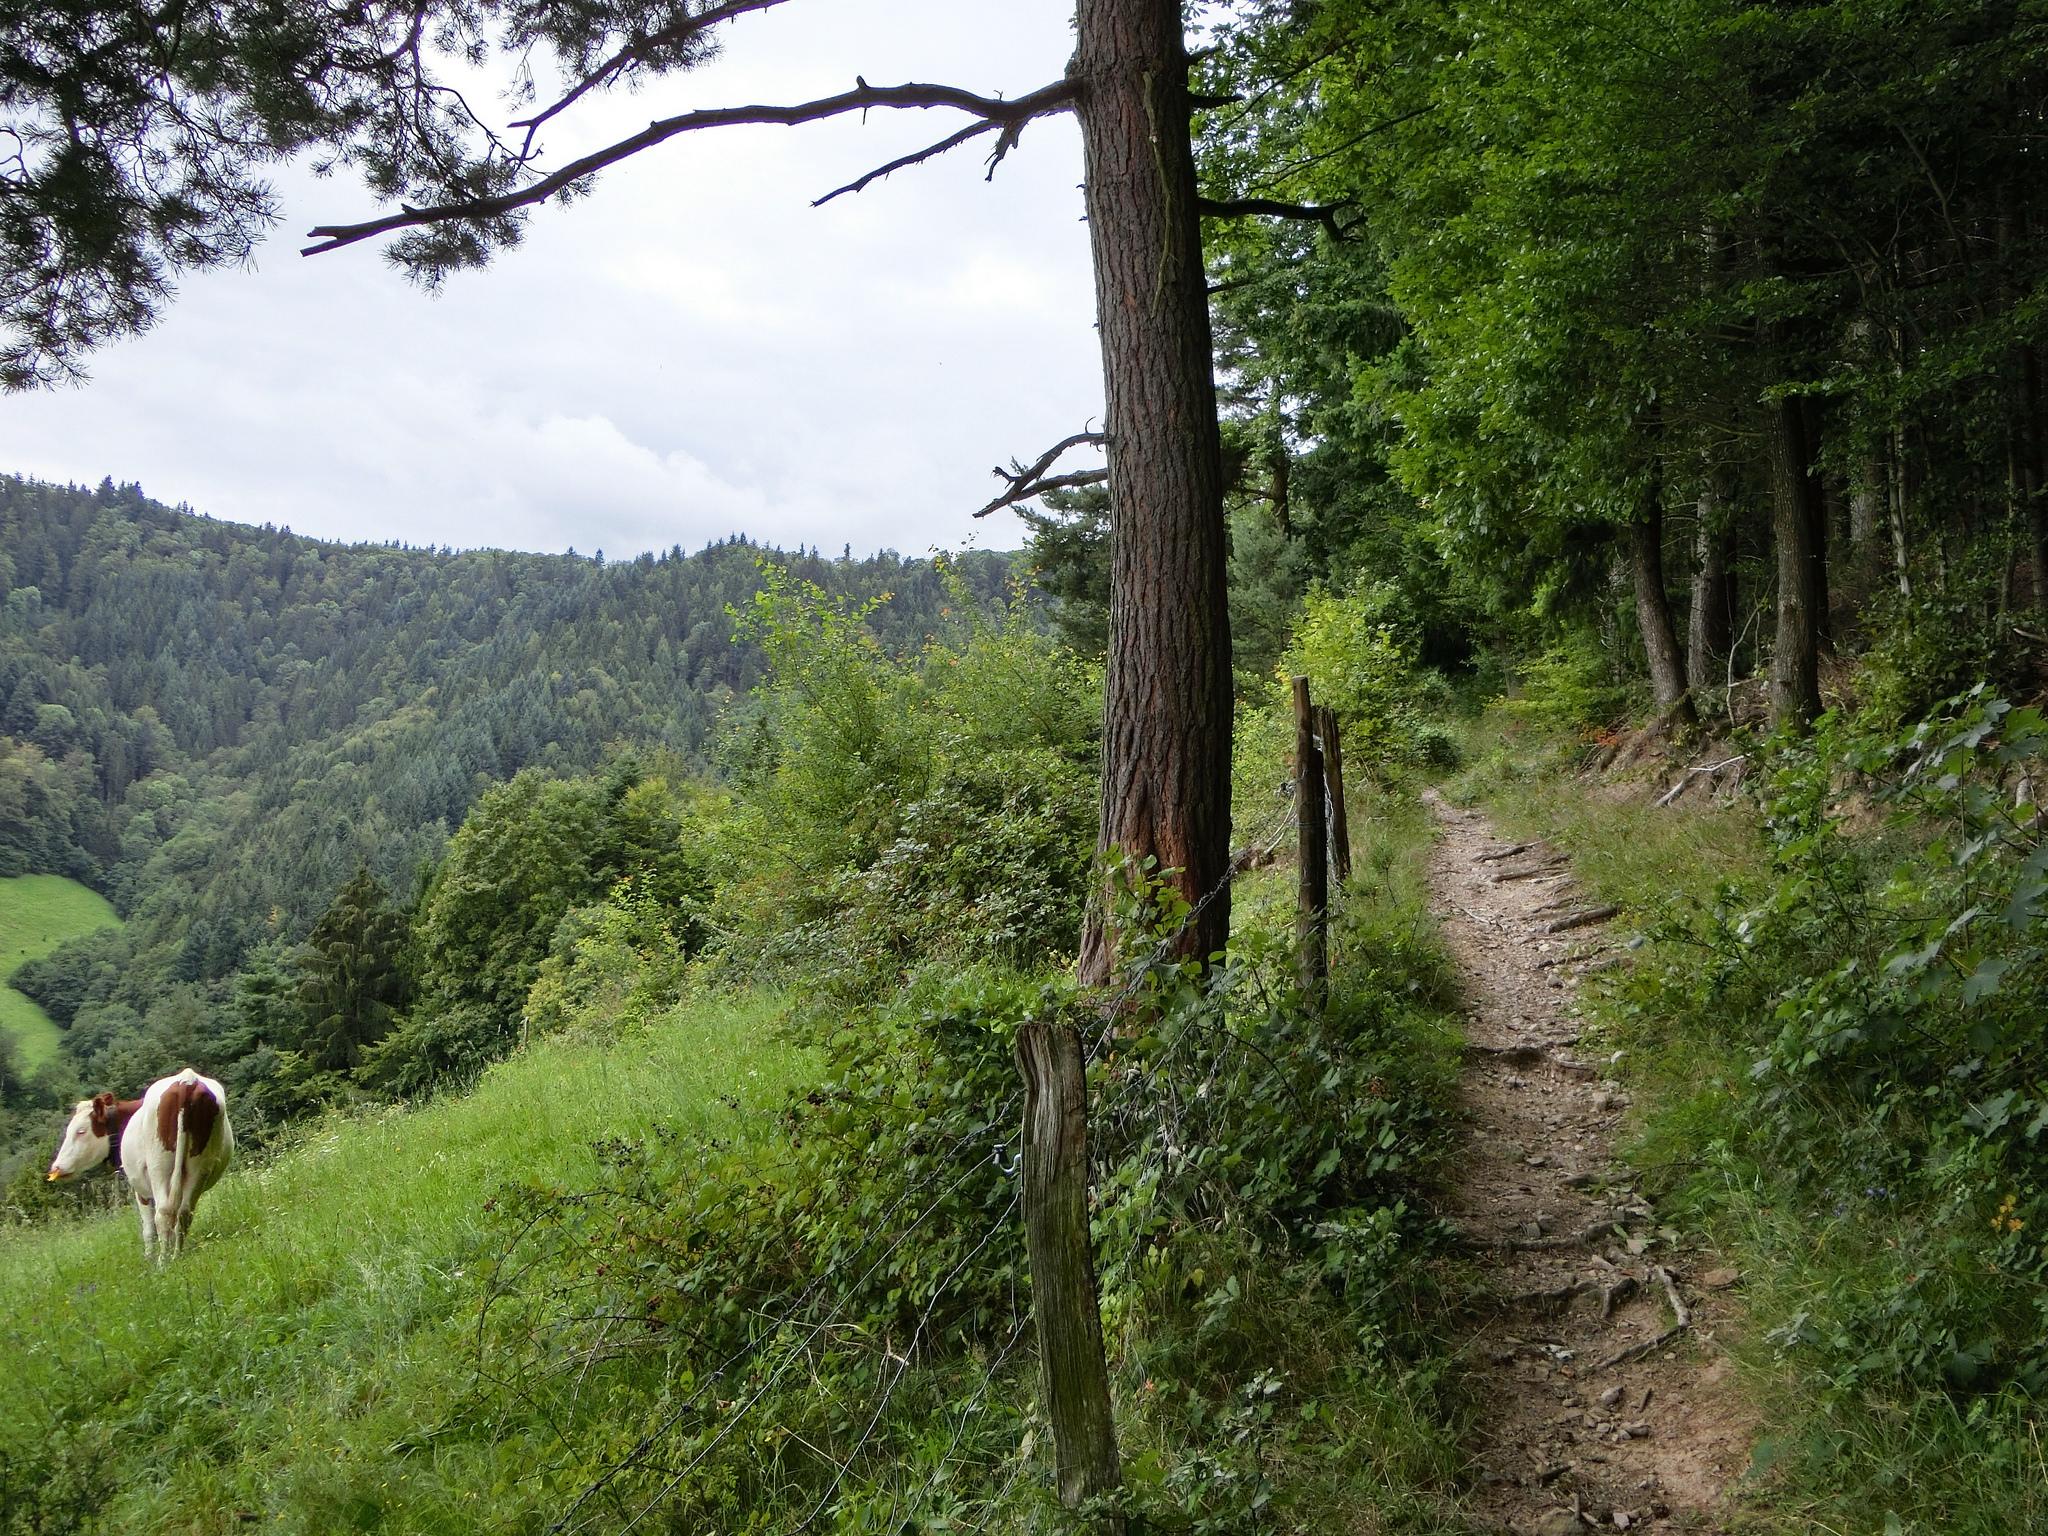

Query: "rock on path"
left=1422, top=791, right=1753, bottom=1535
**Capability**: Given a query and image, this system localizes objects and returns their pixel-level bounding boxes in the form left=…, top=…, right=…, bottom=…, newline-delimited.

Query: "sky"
left=0, top=1, right=1105, bottom=561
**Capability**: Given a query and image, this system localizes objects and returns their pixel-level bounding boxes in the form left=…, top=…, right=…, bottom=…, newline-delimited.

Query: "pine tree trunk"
left=1768, top=396, right=1824, bottom=730
left=1628, top=507, right=1694, bottom=725
left=1073, top=0, right=1232, bottom=985
left=1686, top=470, right=1734, bottom=695
left=1847, top=318, right=1882, bottom=555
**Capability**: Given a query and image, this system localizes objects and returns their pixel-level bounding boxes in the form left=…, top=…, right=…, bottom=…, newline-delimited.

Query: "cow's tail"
left=169, top=1087, right=192, bottom=1217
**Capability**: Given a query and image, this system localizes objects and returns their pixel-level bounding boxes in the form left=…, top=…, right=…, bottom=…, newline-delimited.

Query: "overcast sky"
left=0, top=1, right=1106, bottom=560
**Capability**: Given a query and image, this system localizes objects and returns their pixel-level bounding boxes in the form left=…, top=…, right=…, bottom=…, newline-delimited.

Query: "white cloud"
left=0, top=0, right=1105, bottom=559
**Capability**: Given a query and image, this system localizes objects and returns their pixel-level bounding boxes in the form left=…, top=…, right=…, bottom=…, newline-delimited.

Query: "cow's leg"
left=153, top=1198, right=181, bottom=1262
left=176, top=1204, right=195, bottom=1251
left=134, top=1194, right=157, bottom=1261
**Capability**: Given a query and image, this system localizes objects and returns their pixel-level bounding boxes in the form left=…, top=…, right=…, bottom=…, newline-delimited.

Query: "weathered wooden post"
left=1293, top=677, right=1328, bottom=1006
left=1318, top=704, right=1352, bottom=883
left=1015, top=1019, right=1122, bottom=1525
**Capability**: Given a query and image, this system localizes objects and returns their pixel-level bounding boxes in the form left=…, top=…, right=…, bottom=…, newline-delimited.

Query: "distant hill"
left=0, top=475, right=1018, bottom=982
left=0, top=875, right=119, bottom=1073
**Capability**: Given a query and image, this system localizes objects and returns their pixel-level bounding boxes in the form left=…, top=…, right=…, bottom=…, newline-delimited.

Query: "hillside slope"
left=0, top=990, right=801, bottom=1533
left=0, top=875, right=118, bottom=1073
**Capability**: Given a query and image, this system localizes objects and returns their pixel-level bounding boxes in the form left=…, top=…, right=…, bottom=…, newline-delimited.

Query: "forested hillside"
left=0, top=475, right=1015, bottom=1170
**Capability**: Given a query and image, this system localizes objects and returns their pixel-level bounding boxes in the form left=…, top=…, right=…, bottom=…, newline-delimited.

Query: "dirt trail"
left=1422, top=791, right=1753, bottom=1536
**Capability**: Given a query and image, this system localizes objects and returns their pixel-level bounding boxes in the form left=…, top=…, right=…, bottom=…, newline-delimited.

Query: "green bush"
left=473, top=863, right=1458, bottom=1532
left=713, top=564, right=1101, bottom=989
left=1858, top=579, right=2034, bottom=728
left=1625, top=690, right=2048, bottom=1403
left=1499, top=628, right=1634, bottom=735
left=1277, top=583, right=1453, bottom=771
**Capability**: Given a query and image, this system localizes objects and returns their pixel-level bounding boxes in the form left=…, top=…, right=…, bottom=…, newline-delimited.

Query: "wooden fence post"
left=1293, top=677, right=1328, bottom=1006
left=1015, top=1019, right=1123, bottom=1526
left=1318, top=704, right=1352, bottom=883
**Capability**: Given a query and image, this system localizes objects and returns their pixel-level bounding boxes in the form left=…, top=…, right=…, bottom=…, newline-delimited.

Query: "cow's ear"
left=90, top=1094, right=114, bottom=1137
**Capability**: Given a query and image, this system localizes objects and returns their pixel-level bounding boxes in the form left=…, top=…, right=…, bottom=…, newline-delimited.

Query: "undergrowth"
left=472, top=794, right=1467, bottom=1534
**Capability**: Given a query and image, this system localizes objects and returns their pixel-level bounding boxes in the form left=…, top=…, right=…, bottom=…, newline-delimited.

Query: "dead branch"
left=815, top=118, right=1001, bottom=204
left=1599, top=1273, right=1639, bottom=1323
left=1196, top=195, right=1356, bottom=239
left=973, top=430, right=1110, bottom=518
left=1544, top=905, right=1621, bottom=934
left=1655, top=754, right=1748, bottom=808
left=1500, top=1279, right=1597, bottom=1313
left=1483, top=1216, right=1639, bottom=1253
left=1596, top=1265, right=1691, bottom=1369
left=305, top=76, right=1079, bottom=256
left=1475, top=841, right=1536, bottom=864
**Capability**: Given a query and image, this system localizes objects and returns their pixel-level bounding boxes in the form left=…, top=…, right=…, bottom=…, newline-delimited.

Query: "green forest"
left=6, top=1, right=2048, bottom=1533
left=0, top=474, right=1017, bottom=1163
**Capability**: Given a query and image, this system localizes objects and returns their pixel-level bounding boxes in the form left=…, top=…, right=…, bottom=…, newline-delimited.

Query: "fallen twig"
left=1598, top=1274, right=1639, bottom=1323
left=1476, top=1216, right=1639, bottom=1252
left=1597, top=1265, right=1691, bottom=1368
left=1545, top=905, right=1621, bottom=935
left=1656, top=754, right=1748, bottom=808
left=1475, top=841, right=1535, bottom=864
left=1500, top=1279, right=1597, bottom=1313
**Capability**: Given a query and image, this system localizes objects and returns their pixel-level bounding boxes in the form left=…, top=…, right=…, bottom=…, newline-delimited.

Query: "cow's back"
left=120, top=1070, right=233, bottom=1203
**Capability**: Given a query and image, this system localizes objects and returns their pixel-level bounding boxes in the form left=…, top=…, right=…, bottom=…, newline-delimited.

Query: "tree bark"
left=1015, top=1021, right=1122, bottom=1518
left=1847, top=318, right=1882, bottom=556
left=1073, top=0, right=1232, bottom=986
left=1768, top=395, right=1824, bottom=730
left=2024, top=343, right=2047, bottom=607
left=1686, top=466, right=1734, bottom=695
left=1627, top=496, right=1695, bottom=728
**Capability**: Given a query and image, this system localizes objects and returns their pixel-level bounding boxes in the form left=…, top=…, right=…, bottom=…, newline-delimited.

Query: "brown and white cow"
left=47, top=1068, right=234, bottom=1262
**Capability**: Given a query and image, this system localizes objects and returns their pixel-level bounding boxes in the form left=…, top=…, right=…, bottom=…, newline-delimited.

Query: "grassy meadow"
left=0, top=874, right=120, bottom=1072
left=0, top=989, right=802, bottom=1535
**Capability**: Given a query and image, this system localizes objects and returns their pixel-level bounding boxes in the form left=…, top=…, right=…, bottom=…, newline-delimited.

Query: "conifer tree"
left=291, top=867, right=410, bottom=1072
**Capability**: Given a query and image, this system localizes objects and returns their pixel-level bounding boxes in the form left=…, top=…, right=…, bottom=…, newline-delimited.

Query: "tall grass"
left=0, top=873, right=120, bottom=1070
left=0, top=990, right=801, bottom=1535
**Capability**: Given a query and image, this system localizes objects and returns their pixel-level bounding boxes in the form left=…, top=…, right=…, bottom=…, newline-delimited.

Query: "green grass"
left=0, top=989, right=803, bottom=1535
left=0, top=873, right=121, bottom=1072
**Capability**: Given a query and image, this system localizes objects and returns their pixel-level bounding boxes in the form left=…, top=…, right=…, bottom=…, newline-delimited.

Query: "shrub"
left=469, top=870, right=1456, bottom=1532
left=1858, top=579, right=2034, bottom=728
left=1626, top=689, right=2048, bottom=1400
left=1278, top=583, right=1452, bottom=771
left=712, top=564, right=1100, bottom=988
left=1499, top=628, right=1634, bottom=735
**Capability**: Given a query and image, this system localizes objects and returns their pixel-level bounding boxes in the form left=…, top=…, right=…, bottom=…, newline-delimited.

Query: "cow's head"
left=46, top=1094, right=119, bottom=1181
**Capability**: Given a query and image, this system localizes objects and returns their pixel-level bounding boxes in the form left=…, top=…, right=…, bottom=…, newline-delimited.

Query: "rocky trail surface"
left=1422, top=791, right=1754, bottom=1535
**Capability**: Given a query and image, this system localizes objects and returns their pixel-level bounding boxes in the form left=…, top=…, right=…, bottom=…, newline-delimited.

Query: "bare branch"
left=509, top=0, right=793, bottom=158
left=973, top=431, right=1109, bottom=518
left=305, top=77, right=1079, bottom=257
left=1197, top=196, right=1356, bottom=240
left=813, top=118, right=999, bottom=205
